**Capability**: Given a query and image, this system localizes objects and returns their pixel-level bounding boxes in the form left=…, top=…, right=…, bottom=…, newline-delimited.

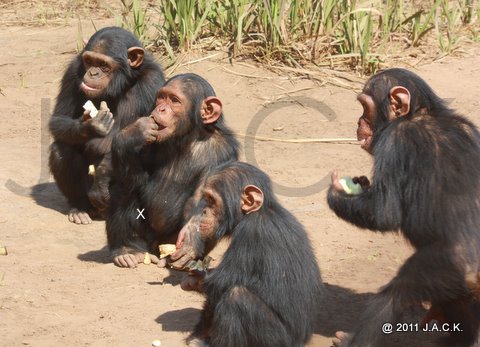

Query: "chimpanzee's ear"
left=241, top=185, right=264, bottom=214
left=127, top=47, right=145, bottom=68
left=201, top=96, right=222, bottom=124
left=389, top=86, right=411, bottom=117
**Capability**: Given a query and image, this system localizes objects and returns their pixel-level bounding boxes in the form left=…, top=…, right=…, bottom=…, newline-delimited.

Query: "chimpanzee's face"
left=356, top=93, right=375, bottom=154
left=150, top=80, right=192, bottom=142
left=168, top=182, right=224, bottom=269
left=81, top=51, right=117, bottom=99
left=181, top=182, right=223, bottom=250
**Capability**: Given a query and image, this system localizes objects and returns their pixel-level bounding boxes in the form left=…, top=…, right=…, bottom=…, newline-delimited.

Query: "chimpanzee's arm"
left=106, top=181, right=147, bottom=254
left=106, top=125, right=151, bottom=261
left=327, top=183, right=402, bottom=232
left=327, top=128, right=405, bottom=232
left=49, top=106, right=90, bottom=145
left=48, top=60, right=88, bottom=144
left=111, top=121, right=150, bottom=188
left=50, top=60, right=114, bottom=145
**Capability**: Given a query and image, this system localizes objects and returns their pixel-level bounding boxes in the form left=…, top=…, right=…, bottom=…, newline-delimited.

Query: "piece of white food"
left=83, top=100, right=98, bottom=118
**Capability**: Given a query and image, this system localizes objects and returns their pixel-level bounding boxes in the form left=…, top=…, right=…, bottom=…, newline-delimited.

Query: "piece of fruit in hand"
left=185, top=256, right=212, bottom=274
left=159, top=244, right=177, bottom=259
left=83, top=100, right=98, bottom=118
left=339, top=176, right=363, bottom=195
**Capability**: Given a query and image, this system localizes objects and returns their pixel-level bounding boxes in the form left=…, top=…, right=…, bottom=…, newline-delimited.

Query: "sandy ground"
left=1, top=3, right=480, bottom=347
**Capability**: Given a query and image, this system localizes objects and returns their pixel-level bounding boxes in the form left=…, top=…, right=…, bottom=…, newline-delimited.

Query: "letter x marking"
left=136, top=208, right=145, bottom=220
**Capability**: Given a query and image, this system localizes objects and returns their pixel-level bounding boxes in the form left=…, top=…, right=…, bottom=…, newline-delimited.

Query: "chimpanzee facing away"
left=170, top=161, right=323, bottom=347
left=49, top=26, right=165, bottom=224
left=328, top=68, right=480, bottom=347
left=107, top=73, right=239, bottom=268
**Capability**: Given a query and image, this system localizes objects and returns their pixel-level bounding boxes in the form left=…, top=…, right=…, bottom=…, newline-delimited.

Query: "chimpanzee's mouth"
left=81, top=82, right=100, bottom=91
left=150, top=114, right=168, bottom=131
left=154, top=122, right=167, bottom=131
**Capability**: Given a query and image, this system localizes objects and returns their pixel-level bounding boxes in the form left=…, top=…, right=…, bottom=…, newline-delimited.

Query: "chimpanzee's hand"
left=331, top=171, right=370, bottom=194
left=132, top=116, right=160, bottom=145
left=82, top=101, right=114, bottom=137
left=352, top=176, right=370, bottom=190
left=169, top=245, right=197, bottom=270
left=88, top=179, right=110, bottom=212
left=181, top=272, right=205, bottom=293
left=331, top=171, right=345, bottom=193
left=168, top=221, right=202, bottom=270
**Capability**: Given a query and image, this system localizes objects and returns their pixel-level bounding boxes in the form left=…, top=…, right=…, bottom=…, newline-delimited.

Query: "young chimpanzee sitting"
left=107, top=73, right=239, bottom=268
left=170, top=162, right=323, bottom=347
left=328, top=68, right=480, bottom=347
left=49, top=27, right=165, bottom=224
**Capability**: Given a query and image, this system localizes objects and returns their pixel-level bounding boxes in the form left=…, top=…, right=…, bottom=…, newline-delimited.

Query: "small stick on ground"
left=237, top=134, right=359, bottom=144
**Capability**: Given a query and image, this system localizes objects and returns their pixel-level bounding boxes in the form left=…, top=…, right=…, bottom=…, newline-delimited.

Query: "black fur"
left=107, top=73, right=239, bottom=257
left=328, top=68, right=480, bottom=346
left=189, top=162, right=323, bottom=347
left=49, top=26, right=165, bottom=215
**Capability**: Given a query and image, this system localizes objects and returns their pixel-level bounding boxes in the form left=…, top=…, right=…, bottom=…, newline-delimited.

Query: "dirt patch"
left=1, top=3, right=480, bottom=347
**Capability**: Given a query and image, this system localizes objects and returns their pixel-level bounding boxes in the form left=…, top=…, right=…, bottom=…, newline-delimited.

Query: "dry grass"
left=5, top=0, right=478, bottom=85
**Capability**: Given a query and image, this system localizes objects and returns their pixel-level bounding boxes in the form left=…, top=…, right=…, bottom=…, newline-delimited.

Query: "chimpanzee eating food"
left=107, top=73, right=239, bottom=268
left=170, top=161, right=323, bottom=347
left=49, top=26, right=165, bottom=224
left=328, top=68, right=480, bottom=347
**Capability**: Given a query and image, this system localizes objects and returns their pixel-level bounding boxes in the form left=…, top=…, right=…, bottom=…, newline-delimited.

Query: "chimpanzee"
left=107, top=73, right=239, bottom=268
left=49, top=26, right=165, bottom=224
left=169, top=161, right=323, bottom=347
left=328, top=68, right=480, bottom=346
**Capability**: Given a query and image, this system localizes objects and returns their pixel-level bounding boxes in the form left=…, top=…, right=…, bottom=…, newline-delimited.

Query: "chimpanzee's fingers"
left=145, top=130, right=160, bottom=144
left=99, top=101, right=110, bottom=112
left=73, top=213, right=82, bottom=224
left=332, top=331, right=349, bottom=347
left=104, top=112, right=114, bottom=124
left=148, top=254, right=167, bottom=268
left=361, top=176, right=370, bottom=186
left=176, top=226, right=187, bottom=249
left=187, top=338, right=207, bottom=347
left=169, top=248, right=184, bottom=262
left=95, top=111, right=113, bottom=133
left=94, top=110, right=107, bottom=123
left=169, top=253, right=190, bottom=270
left=114, top=254, right=138, bottom=268
left=156, top=258, right=167, bottom=267
left=330, top=171, right=344, bottom=192
left=113, top=255, right=129, bottom=268
left=331, top=170, right=339, bottom=183
left=125, top=255, right=138, bottom=268
left=147, top=116, right=160, bottom=130
left=98, top=110, right=112, bottom=122
left=104, top=114, right=114, bottom=133
left=82, top=109, right=91, bottom=121
left=173, top=258, right=192, bottom=270
left=79, top=212, right=92, bottom=225
left=68, top=209, right=92, bottom=224
left=353, top=175, right=370, bottom=188
left=148, top=254, right=159, bottom=263
left=331, top=337, right=341, bottom=347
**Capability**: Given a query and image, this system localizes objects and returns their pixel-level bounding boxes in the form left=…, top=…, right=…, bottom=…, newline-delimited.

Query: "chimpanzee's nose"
left=89, top=68, right=100, bottom=78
